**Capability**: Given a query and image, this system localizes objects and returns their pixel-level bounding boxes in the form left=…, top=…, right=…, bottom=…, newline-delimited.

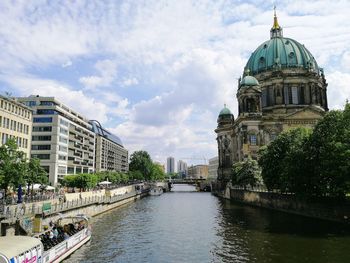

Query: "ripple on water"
left=64, top=191, right=350, bottom=263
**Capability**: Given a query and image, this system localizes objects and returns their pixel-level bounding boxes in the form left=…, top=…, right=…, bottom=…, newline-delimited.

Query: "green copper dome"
left=245, top=37, right=320, bottom=75
left=244, top=10, right=320, bottom=75
left=240, top=75, right=259, bottom=86
left=219, top=105, right=232, bottom=116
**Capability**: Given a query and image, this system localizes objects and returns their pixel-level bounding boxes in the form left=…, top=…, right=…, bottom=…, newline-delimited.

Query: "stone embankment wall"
left=222, top=187, right=350, bottom=224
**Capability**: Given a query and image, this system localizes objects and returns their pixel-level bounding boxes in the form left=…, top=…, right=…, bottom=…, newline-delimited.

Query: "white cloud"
left=2, top=74, right=110, bottom=123
left=122, top=77, right=138, bottom=87
left=79, top=59, right=118, bottom=90
left=1, top=0, right=350, bottom=164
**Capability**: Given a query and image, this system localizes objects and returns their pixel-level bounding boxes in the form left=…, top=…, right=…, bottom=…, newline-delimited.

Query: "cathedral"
left=215, top=11, right=328, bottom=185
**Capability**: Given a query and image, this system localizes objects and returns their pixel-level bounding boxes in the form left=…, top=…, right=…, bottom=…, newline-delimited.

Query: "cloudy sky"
left=0, top=0, right=349, bottom=166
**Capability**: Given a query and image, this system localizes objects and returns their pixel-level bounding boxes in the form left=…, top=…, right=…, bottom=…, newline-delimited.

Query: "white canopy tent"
left=98, top=181, right=112, bottom=185
left=30, top=184, right=55, bottom=191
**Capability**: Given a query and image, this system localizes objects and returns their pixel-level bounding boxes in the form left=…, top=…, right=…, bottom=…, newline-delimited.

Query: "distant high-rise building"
left=177, top=160, right=188, bottom=177
left=166, top=156, right=175, bottom=174
left=208, top=156, right=218, bottom=179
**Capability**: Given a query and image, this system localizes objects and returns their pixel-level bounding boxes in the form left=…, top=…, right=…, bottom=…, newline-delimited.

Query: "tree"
left=304, top=102, right=350, bottom=198
left=129, top=151, right=153, bottom=180
left=25, top=158, right=48, bottom=198
left=231, top=158, right=262, bottom=188
left=150, top=163, right=165, bottom=181
left=258, top=127, right=311, bottom=193
left=128, top=170, right=144, bottom=181
left=0, top=139, right=27, bottom=196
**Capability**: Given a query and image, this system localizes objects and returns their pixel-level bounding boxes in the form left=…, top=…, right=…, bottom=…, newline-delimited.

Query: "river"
left=64, top=185, right=350, bottom=263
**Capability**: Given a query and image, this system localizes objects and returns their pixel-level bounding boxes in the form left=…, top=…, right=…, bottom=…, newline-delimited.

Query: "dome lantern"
left=270, top=6, right=283, bottom=38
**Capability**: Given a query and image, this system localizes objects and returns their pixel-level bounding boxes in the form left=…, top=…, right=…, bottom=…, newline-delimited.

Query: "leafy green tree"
left=231, top=158, right=262, bottom=188
left=0, top=139, right=27, bottom=196
left=75, top=173, right=98, bottom=191
left=129, top=150, right=153, bottom=180
left=128, top=170, right=144, bottom=181
left=150, top=163, right=165, bottom=181
left=25, top=158, right=48, bottom=198
left=304, top=102, right=350, bottom=198
left=258, top=127, right=311, bottom=193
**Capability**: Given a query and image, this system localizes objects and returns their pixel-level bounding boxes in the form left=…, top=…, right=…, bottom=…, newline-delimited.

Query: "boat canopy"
left=0, top=236, right=42, bottom=259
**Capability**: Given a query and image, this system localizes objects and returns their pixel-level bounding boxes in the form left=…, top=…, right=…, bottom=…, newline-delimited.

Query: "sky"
left=0, top=0, right=349, bottom=166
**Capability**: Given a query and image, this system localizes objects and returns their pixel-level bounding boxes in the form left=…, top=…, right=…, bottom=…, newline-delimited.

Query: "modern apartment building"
left=0, top=95, right=32, bottom=157
left=166, top=157, right=175, bottom=174
left=18, top=96, right=95, bottom=185
left=90, top=120, right=128, bottom=173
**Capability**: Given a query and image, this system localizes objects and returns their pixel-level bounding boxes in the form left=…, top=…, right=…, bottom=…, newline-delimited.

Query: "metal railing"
left=0, top=185, right=149, bottom=220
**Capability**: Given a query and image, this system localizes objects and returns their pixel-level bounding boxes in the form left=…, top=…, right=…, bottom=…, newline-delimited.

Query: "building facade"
left=18, top=96, right=95, bottom=185
left=208, top=156, right=218, bottom=179
left=177, top=160, right=188, bottom=177
left=90, top=120, right=128, bottom=173
left=188, top=165, right=209, bottom=179
left=215, top=12, right=328, bottom=185
left=166, top=157, right=175, bottom=174
left=0, top=95, right=32, bottom=157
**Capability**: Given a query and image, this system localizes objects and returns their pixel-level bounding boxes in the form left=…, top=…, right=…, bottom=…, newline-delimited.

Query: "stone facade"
left=0, top=95, right=32, bottom=158
left=215, top=14, right=328, bottom=186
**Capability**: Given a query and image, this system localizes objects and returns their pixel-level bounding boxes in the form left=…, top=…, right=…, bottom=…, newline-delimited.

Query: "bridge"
left=168, top=178, right=211, bottom=192
left=169, top=178, right=206, bottom=184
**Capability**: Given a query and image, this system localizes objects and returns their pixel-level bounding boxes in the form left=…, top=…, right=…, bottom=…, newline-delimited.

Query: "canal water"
left=64, top=185, right=350, bottom=263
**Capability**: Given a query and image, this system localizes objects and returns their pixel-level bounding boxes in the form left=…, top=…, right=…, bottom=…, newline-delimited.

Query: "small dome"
left=240, top=75, right=259, bottom=86
left=219, top=105, right=232, bottom=116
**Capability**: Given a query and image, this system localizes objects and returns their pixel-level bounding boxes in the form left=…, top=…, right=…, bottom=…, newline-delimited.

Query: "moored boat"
left=149, top=187, right=163, bottom=196
left=0, top=214, right=91, bottom=263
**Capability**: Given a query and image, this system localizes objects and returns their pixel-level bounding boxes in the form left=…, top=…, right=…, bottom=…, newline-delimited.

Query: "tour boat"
left=149, top=186, right=163, bottom=196
left=0, top=214, right=91, bottom=263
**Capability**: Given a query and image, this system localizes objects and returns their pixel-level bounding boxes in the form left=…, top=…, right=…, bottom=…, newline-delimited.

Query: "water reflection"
left=64, top=192, right=350, bottom=263
left=213, top=199, right=350, bottom=263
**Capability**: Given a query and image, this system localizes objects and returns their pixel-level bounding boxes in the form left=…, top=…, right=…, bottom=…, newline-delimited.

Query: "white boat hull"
left=42, top=228, right=91, bottom=263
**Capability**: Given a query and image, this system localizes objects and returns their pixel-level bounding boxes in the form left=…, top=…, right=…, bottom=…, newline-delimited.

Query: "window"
left=59, top=137, right=68, bottom=144
left=262, top=89, right=267, bottom=107
left=268, top=87, right=274, bottom=106
left=250, top=135, right=257, bottom=145
left=67, top=167, right=74, bottom=174
left=37, top=109, right=56, bottom=115
left=59, top=145, right=67, bottom=152
left=27, top=101, right=37, bottom=107
left=270, top=133, right=277, bottom=141
left=40, top=101, right=54, bottom=106
left=284, top=86, right=289, bottom=104
left=60, top=127, right=68, bottom=135
left=32, top=135, right=51, bottom=141
left=58, top=166, right=66, bottom=174
left=60, top=119, right=69, bottom=127
left=31, top=145, right=51, bottom=150
left=292, top=86, right=299, bottom=104
left=33, top=126, right=52, bottom=132
left=58, top=155, right=67, bottom=161
left=31, top=154, right=50, bottom=160
left=33, top=117, right=52, bottom=123
left=0, top=116, right=2, bottom=127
